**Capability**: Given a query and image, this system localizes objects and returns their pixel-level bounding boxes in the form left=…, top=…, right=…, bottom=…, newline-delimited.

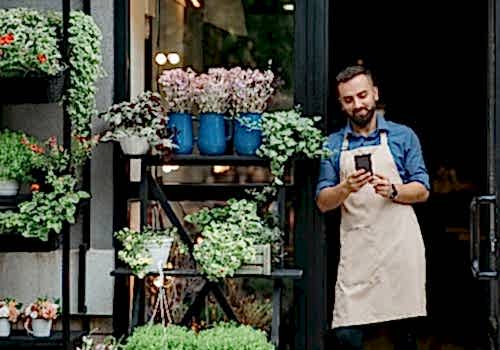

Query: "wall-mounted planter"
left=0, top=69, right=67, bottom=105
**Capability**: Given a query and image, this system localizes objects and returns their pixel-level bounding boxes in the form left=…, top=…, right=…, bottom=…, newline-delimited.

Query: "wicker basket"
left=0, top=69, right=67, bottom=104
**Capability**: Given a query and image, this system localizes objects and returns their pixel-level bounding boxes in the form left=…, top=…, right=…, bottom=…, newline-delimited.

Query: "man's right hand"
left=344, top=169, right=372, bottom=193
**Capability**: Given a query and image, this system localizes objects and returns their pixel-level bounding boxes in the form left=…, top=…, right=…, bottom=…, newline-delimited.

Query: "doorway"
left=329, top=0, right=496, bottom=348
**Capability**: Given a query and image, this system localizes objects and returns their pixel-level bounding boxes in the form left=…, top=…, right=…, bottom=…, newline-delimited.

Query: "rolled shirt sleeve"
left=404, top=128, right=430, bottom=190
left=315, top=135, right=342, bottom=198
left=316, top=156, right=339, bottom=198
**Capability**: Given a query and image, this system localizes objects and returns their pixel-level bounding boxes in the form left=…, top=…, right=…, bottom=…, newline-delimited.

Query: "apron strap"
left=342, top=135, right=349, bottom=151
left=380, top=131, right=388, bottom=145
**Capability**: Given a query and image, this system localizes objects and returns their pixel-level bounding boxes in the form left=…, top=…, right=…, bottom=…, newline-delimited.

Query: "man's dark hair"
left=336, top=65, right=374, bottom=85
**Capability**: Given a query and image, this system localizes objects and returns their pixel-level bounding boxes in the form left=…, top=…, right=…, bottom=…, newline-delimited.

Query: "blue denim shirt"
left=316, top=114, right=430, bottom=197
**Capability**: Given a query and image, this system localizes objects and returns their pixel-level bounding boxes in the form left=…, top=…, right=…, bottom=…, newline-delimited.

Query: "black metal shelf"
left=0, top=233, right=60, bottom=252
left=0, top=194, right=32, bottom=208
left=128, top=154, right=268, bottom=166
left=0, top=331, right=84, bottom=348
left=157, top=183, right=289, bottom=200
left=111, top=267, right=303, bottom=279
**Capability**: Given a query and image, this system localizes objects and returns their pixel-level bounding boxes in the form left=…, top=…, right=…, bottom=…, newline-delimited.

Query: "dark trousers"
left=332, top=318, right=418, bottom=350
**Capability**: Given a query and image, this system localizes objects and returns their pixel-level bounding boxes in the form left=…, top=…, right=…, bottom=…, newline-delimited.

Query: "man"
left=316, top=65, right=429, bottom=349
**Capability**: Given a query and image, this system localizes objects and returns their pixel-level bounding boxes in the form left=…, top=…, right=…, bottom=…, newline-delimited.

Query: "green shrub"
left=198, top=322, right=274, bottom=350
left=121, top=324, right=197, bottom=350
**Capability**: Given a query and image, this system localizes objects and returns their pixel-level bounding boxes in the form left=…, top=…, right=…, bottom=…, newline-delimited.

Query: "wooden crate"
left=236, top=244, right=271, bottom=275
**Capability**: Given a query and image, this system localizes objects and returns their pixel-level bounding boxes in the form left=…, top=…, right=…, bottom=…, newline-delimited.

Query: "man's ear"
left=373, top=86, right=379, bottom=101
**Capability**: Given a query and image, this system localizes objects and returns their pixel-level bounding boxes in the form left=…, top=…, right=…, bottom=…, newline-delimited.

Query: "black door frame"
left=293, top=1, right=332, bottom=349
left=492, top=0, right=500, bottom=347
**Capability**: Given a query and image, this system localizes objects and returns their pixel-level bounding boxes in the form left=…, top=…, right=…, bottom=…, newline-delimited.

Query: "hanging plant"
left=47, top=10, right=104, bottom=164
left=248, top=107, right=331, bottom=201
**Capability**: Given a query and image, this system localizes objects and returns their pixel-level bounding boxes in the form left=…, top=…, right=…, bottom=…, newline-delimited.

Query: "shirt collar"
left=344, top=111, right=389, bottom=138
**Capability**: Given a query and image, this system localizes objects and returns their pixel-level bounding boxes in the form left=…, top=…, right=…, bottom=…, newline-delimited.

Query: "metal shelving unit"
left=111, top=154, right=302, bottom=349
left=0, top=1, right=89, bottom=348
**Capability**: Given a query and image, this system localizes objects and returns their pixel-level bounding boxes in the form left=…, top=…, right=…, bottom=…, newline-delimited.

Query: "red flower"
left=37, top=53, right=47, bottom=64
left=0, top=32, right=14, bottom=45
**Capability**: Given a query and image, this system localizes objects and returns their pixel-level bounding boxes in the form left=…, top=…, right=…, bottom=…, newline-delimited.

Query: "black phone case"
left=354, top=154, right=372, bottom=173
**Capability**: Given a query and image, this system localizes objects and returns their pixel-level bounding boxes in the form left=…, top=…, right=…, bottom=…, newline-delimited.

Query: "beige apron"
left=331, top=131, right=426, bottom=328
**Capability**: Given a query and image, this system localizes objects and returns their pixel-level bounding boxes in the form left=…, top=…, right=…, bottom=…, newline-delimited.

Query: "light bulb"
left=191, top=0, right=201, bottom=8
left=283, top=3, right=294, bottom=11
left=155, top=52, right=167, bottom=65
left=167, top=52, right=181, bottom=65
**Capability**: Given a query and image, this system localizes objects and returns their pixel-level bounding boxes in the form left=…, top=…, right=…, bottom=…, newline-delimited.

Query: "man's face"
left=337, top=74, right=379, bottom=128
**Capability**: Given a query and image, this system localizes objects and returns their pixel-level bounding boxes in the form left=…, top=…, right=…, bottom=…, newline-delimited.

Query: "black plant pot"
left=0, top=69, right=67, bottom=104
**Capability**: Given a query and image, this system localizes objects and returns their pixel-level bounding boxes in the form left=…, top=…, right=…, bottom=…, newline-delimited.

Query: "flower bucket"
left=119, top=136, right=150, bottom=155
left=197, top=113, right=231, bottom=155
left=234, top=113, right=262, bottom=156
left=0, top=319, right=10, bottom=337
left=26, top=319, right=52, bottom=337
left=168, top=112, right=193, bottom=154
left=0, top=179, right=19, bottom=196
left=145, top=237, right=174, bottom=273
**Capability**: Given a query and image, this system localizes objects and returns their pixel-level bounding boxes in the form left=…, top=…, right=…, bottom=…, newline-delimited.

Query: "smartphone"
left=354, top=154, right=372, bottom=174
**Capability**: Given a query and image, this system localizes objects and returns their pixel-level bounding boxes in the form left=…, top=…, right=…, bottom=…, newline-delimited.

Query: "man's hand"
left=345, top=169, right=372, bottom=193
left=371, top=173, right=393, bottom=199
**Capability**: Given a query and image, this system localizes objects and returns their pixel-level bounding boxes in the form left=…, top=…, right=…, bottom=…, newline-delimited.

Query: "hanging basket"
left=0, top=69, right=67, bottom=104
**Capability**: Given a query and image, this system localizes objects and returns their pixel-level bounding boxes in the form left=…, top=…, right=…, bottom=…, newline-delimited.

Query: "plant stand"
left=111, top=154, right=303, bottom=349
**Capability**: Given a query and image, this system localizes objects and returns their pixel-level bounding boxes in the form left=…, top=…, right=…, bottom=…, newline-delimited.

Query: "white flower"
left=30, top=311, right=38, bottom=319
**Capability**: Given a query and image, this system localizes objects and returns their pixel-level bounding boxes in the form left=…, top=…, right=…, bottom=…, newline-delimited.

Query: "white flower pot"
left=0, top=179, right=19, bottom=196
left=146, top=237, right=174, bottom=272
left=0, top=319, right=10, bottom=337
left=119, top=136, right=150, bottom=155
left=29, top=319, right=52, bottom=337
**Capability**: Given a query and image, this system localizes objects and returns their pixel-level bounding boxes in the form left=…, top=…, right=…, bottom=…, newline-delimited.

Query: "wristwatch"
left=389, top=183, right=398, bottom=200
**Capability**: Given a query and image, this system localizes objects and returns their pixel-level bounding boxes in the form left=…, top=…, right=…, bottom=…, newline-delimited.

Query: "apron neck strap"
left=380, top=131, right=388, bottom=145
left=342, top=135, right=349, bottom=151
left=342, top=130, right=388, bottom=150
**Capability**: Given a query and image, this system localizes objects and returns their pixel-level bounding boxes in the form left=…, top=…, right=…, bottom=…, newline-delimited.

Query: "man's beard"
left=348, top=107, right=376, bottom=128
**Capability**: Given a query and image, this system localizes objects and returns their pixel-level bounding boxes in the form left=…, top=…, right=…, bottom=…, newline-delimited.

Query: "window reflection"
left=153, top=0, right=294, bottom=111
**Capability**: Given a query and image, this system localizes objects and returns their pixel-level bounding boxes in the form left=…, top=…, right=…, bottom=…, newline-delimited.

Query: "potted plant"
left=121, top=324, right=197, bottom=350
left=197, top=322, right=274, bottom=350
left=158, top=68, right=197, bottom=154
left=77, top=329, right=120, bottom=350
left=0, top=8, right=103, bottom=171
left=253, top=108, right=331, bottom=201
left=0, top=8, right=65, bottom=103
left=0, top=298, right=22, bottom=337
left=98, top=91, right=175, bottom=155
left=229, top=67, right=275, bottom=156
left=0, top=129, right=39, bottom=196
left=184, top=199, right=282, bottom=281
left=193, top=68, right=232, bottom=155
left=23, top=297, right=60, bottom=337
left=0, top=133, right=91, bottom=241
left=114, top=225, right=178, bottom=278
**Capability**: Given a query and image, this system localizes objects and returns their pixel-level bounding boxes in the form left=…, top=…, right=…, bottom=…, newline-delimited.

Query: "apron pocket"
left=340, top=225, right=379, bottom=288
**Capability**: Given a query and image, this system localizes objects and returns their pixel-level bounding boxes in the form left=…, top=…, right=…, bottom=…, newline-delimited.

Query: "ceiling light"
left=283, top=3, right=294, bottom=11
left=166, top=52, right=181, bottom=65
left=155, top=52, right=167, bottom=65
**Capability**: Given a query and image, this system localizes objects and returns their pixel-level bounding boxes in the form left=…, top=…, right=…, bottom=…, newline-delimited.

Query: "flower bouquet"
left=24, top=297, right=60, bottom=337
left=0, top=298, right=22, bottom=337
